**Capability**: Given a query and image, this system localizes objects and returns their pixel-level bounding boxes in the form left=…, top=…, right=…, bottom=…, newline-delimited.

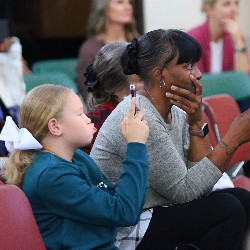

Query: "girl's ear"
left=47, top=118, right=62, bottom=136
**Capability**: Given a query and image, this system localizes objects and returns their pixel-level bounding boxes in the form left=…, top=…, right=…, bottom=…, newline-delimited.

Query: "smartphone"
left=130, top=83, right=136, bottom=98
left=130, top=83, right=136, bottom=114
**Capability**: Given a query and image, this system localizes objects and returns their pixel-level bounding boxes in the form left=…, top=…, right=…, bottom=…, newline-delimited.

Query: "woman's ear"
left=152, top=67, right=162, bottom=82
left=47, top=118, right=62, bottom=136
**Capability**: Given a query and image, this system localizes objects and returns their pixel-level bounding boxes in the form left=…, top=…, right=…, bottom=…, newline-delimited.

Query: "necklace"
left=144, top=88, right=172, bottom=123
left=144, top=88, right=161, bottom=112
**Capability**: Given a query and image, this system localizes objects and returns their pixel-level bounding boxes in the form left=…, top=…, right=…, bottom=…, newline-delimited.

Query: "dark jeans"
left=137, top=188, right=250, bottom=250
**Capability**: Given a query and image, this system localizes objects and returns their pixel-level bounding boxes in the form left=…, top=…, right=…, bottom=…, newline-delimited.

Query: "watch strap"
left=234, top=45, right=247, bottom=53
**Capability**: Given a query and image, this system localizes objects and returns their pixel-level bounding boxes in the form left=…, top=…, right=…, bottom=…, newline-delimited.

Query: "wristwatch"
left=189, top=123, right=209, bottom=137
left=234, top=45, right=247, bottom=53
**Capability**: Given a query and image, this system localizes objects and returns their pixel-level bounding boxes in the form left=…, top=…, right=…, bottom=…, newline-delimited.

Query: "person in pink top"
left=188, top=0, right=250, bottom=74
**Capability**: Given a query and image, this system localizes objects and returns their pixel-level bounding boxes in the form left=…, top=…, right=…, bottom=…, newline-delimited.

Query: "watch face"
left=203, top=123, right=209, bottom=136
left=189, top=123, right=209, bottom=137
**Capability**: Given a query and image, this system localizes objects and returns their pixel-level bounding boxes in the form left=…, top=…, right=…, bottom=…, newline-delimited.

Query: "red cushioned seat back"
left=203, top=94, right=250, bottom=166
left=233, top=175, right=250, bottom=191
left=0, top=183, right=46, bottom=249
left=202, top=103, right=218, bottom=148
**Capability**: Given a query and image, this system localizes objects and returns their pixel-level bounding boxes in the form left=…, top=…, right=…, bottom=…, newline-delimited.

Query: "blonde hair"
left=87, top=0, right=139, bottom=41
left=6, top=84, right=71, bottom=187
left=201, top=0, right=217, bottom=12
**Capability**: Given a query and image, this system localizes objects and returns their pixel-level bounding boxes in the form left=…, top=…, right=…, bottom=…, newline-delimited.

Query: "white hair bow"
left=0, top=116, right=42, bottom=152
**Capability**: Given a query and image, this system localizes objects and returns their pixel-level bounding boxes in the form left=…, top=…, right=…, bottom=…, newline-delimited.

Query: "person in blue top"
left=1, top=84, right=149, bottom=250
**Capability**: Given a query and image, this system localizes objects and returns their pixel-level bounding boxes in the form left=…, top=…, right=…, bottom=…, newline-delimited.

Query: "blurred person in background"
left=188, top=0, right=250, bottom=74
left=0, top=0, right=31, bottom=123
left=0, top=37, right=27, bottom=124
left=76, top=0, right=139, bottom=104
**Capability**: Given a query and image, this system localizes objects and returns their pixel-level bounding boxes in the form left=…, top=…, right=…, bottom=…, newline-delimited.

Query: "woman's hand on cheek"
left=166, top=75, right=203, bottom=127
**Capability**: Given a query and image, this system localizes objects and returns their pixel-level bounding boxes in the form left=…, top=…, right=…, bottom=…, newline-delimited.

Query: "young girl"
left=0, top=84, right=149, bottom=249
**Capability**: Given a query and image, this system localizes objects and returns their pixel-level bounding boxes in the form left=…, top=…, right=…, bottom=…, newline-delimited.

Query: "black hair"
left=121, top=29, right=202, bottom=84
left=168, top=29, right=202, bottom=65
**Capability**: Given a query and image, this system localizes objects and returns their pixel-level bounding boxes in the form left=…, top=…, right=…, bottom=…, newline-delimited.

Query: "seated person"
left=83, top=41, right=143, bottom=154
left=0, top=37, right=31, bottom=74
left=90, top=29, right=250, bottom=249
left=0, top=84, right=149, bottom=249
left=76, top=0, right=139, bottom=102
left=0, top=37, right=28, bottom=123
left=188, top=0, right=250, bottom=74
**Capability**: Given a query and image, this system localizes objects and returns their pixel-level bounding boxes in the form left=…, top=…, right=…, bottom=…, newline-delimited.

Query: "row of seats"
left=201, top=71, right=250, bottom=102
left=201, top=71, right=250, bottom=112
left=30, top=60, right=249, bottom=96
left=1, top=172, right=248, bottom=249
left=24, top=58, right=78, bottom=94
left=0, top=96, right=249, bottom=248
left=202, top=94, right=250, bottom=191
left=24, top=72, right=78, bottom=93
left=32, top=58, right=77, bottom=81
left=25, top=60, right=250, bottom=110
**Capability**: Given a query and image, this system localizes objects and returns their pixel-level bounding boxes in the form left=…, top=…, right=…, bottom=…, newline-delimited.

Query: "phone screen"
left=130, top=83, right=136, bottom=98
left=130, top=83, right=136, bottom=114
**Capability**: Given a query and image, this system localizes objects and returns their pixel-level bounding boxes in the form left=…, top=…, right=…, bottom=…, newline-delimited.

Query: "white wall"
left=143, top=0, right=250, bottom=35
left=143, top=0, right=205, bottom=32
left=239, top=0, right=250, bottom=37
left=143, top=0, right=250, bottom=59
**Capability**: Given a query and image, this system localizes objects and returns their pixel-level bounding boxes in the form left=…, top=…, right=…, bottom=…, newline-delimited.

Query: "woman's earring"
left=160, top=80, right=166, bottom=88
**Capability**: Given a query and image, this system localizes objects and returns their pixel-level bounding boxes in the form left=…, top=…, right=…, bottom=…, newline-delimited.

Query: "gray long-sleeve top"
left=91, top=95, right=222, bottom=209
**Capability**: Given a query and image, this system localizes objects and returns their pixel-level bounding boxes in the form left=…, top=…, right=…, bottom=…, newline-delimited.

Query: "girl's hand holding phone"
left=121, top=97, right=149, bottom=144
left=130, top=83, right=136, bottom=97
left=130, top=83, right=137, bottom=114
